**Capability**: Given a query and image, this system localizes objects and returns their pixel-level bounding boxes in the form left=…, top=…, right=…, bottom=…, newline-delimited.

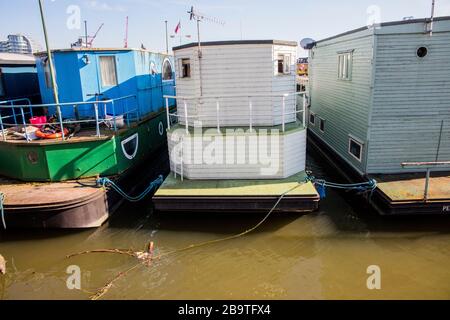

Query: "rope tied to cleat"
left=304, top=171, right=377, bottom=199
left=96, top=175, right=164, bottom=202
left=0, top=192, right=6, bottom=230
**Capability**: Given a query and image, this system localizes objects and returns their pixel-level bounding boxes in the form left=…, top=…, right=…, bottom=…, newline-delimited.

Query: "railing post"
left=125, top=99, right=130, bottom=127
left=111, top=101, right=117, bottom=132
left=424, top=168, right=431, bottom=202
left=282, top=95, right=286, bottom=132
left=165, top=97, right=171, bottom=131
left=28, top=99, right=33, bottom=118
left=94, top=102, right=100, bottom=138
left=302, top=93, right=307, bottom=127
left=10, top=102, right=17, bottom=125
left=20, top=107, right=30, bottom=142
left=184, top=100, right=188, bottom=135
left=135, top=96, right=140, bottom=122
left=216, top=98, right=220, bottom=133
left=249, top=98, right=253, bottom=133
left=56, top=104, right=65, bottom=141
left=0, top=111, right=6, bottom=141
left=180, top=136, right=184, bottom=182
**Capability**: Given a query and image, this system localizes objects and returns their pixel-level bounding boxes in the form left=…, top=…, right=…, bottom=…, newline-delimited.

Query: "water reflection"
left=1, top=154, right=450, bottom=300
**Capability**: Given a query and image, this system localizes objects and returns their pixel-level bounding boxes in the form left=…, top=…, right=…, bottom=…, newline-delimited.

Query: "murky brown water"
left=1, top=155, right=450, bottom=300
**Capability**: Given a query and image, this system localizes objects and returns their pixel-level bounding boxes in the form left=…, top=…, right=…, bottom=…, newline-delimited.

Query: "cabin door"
left=95, top=55, right=129, bottom=117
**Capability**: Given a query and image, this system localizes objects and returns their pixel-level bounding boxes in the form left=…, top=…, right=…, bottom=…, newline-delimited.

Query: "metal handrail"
left=164, top=92, right=308, bottom=134
left=401, top=161, right=450, bottom=202
left=0, top=95, right=138, bottom=142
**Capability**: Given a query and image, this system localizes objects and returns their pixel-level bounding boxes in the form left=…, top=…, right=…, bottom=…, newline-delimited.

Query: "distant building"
left=0, top=35, right=41, bottom=55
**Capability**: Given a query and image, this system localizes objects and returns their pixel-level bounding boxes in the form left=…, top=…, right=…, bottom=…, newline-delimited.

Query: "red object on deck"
left=30, top=116, right=47, bottom=129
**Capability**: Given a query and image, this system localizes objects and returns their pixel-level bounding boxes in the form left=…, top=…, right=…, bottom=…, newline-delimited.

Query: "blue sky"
left=1, top=0, right=450, bottom=56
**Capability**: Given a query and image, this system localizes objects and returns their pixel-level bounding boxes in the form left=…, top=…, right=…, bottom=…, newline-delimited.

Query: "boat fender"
left=316, top=183, right=327, bottom=199
left=36, top=128, right=70, bottom=140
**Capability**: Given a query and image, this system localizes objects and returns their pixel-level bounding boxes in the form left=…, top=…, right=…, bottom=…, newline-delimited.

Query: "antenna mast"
left=429, top=0, right=436, bottom=36
left=124, top=16, right=129, bottom=48
left=187, top=6, right=225, bottom=96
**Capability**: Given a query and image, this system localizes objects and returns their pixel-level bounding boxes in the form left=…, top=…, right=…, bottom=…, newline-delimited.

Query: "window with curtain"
left=100, top=56, right=118, bottom=87
left=338, top=51, right=353, bottom=80
left=162, top=59, right=173, bottom=81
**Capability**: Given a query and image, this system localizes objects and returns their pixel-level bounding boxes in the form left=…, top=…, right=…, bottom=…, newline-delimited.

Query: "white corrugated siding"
left=174, top=44, right=297, bottom=127
left=309, top=29, right=375, bottom=174
left=367, top=30, right=450, bottom=173
left=167, top=128, right=306, bottom=179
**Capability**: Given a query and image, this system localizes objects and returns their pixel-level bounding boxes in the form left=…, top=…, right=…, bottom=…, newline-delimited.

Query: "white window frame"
left=309, top=112, right=316, bottom=126
left=150, top=61, right=158, bottom=76
left=337, top=50, right=353, bottom=81
left=277, top=54, right=291, bottom=75
left=162, top=58, right=173, bottom=81
left=319, top=117, right=325, bottom=133
left=99, top=56, right=118, bottom=87
left=179, top=58, right=191, bottom=78
left=348, top=135, right=364, bottom=162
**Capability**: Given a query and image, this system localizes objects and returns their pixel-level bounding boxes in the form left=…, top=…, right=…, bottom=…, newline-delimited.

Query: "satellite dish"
left=300, top=38, right=316, bottom=50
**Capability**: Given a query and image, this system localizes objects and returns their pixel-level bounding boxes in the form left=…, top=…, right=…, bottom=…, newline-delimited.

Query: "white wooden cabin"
left=165, top=40, right=308, bottom=180
left=172, top=40, right=298, bottom=127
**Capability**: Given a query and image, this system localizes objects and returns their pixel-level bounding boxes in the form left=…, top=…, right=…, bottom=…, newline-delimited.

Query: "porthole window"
left=417, top=46, right=428, bottom=58
left=162, top=58, right=173, bottom=81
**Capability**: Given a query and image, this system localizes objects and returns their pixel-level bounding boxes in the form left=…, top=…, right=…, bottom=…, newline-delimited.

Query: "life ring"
left=35, top=127, right=70, bottom=139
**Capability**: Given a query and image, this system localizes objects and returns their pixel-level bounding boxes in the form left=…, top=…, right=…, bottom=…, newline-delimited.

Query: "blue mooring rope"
left=97, top=175, right=164, bottom=202
left=1, top=192, right=6, bottom=230
left=304, top=171, right=377, bottom=199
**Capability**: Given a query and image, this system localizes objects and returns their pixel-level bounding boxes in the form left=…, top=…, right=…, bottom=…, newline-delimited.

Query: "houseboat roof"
left=35, top=47, right=171, bottom=56
left=173, top=40, right=298, bottom=51
left=0, top=53, right=36, bottom=66
left=316, top=15, right=450, bottom=44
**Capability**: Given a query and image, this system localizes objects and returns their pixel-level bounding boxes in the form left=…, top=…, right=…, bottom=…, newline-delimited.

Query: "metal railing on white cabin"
left=0, top=95, right=138, bottom=142
left=401, top=161, right=450, bottom=202
left=164, top=92, right=308, bottom=135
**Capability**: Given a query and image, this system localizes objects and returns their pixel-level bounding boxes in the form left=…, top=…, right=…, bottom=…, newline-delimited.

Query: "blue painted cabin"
left=35, top=48, right=176, bottom=120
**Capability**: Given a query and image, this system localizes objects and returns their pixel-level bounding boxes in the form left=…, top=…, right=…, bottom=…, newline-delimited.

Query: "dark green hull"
left=0, top=111, right=168, bottom=182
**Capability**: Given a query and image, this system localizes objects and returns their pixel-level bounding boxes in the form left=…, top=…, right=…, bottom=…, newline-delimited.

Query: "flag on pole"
left=175, top=21, right=181, bottom=34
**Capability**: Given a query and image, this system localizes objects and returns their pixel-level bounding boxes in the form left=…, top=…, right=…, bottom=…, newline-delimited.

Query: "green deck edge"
left=154, top=171, right=318, bottom=197
left=0, top=110, right=169, bottom=182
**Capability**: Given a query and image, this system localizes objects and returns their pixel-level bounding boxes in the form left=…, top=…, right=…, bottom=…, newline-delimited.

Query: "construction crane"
left=187, top=6, right=225, bottom=95
left=124, top=16, right=129, bottom=48
left=87, top=23, right=104, bottom=47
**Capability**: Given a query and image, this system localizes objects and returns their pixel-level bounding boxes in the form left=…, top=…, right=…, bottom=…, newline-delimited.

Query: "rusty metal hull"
left=3, top=189, right=109, bottom=229
left=1, top=145, right=170, bottom=229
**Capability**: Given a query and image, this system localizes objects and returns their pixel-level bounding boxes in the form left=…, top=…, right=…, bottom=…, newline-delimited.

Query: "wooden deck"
left=0, top=177, right=101, bottom=208
left=373, top=173, right=450, bottom=202
left=153, top=171, right=320, bottom=213
left=0, top=128, right=114, bottom=145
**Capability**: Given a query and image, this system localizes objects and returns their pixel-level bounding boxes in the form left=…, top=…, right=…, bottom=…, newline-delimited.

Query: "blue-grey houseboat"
left=307, top=17, right=450, bottom=215
left=0, top=48, right=176, bottom=228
